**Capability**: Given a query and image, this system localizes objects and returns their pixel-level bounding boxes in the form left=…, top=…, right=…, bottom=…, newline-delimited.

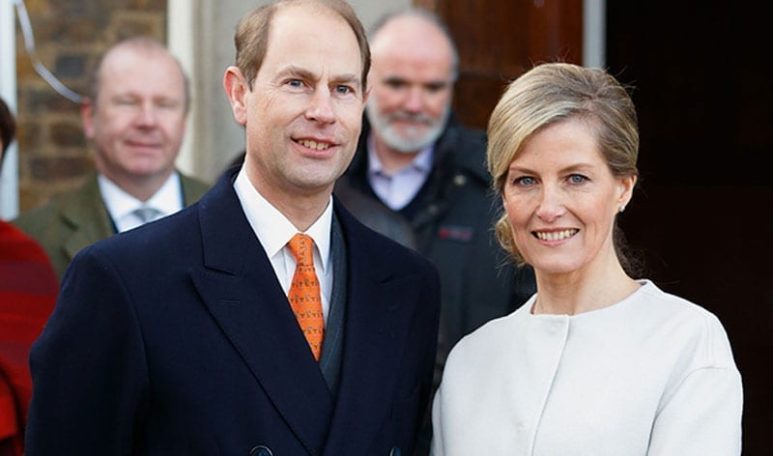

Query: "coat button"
left=249, top=445, right=273, bottom=456
left=389, top=447, right=402, bottom=456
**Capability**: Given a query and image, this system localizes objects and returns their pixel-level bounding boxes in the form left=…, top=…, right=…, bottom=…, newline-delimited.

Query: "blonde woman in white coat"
left=431, top=63, right=742, bottom=456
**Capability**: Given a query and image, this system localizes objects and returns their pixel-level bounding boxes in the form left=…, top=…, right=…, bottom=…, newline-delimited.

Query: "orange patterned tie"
left=287, top=233, right=325, bottom=361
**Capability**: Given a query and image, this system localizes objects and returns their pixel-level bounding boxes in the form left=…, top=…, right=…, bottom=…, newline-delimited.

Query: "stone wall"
left=15, top=0, right=167, bottom=211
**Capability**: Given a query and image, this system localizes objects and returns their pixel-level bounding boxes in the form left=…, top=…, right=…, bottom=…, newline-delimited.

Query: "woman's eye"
left=512, top=176, right=536, bottom=186
left=568, top=174, right=588, bottom=184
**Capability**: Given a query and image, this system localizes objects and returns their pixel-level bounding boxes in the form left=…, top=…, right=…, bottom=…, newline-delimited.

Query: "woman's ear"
left=616, top=174, right=637, bottom=212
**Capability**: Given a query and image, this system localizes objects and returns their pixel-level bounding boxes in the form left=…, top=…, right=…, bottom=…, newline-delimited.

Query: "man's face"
left=366, top=16, right=455, bottom=154
left=83, top=46, right=187, bottom=186
left=225, top=4, right=366, bottom=202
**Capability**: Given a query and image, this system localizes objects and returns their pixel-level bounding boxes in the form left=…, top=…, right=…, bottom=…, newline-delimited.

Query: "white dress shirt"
left=98, top=172, right=183, bottom=233
left=367, top=133, right=433, bottom=210
left=233, top=167, right=333, bottom=322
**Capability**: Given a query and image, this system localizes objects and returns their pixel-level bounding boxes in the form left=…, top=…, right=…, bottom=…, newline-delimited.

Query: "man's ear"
left=362, top=67, right=374, bottom=106
left=80, top=97, right=96, bottom=139
left=223, top=66, right=250, bottom=126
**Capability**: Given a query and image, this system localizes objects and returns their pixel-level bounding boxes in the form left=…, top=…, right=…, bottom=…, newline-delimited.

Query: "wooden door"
left=608, top=2, right=772, bottom=453
left=416, top=0, right=583, bottom=129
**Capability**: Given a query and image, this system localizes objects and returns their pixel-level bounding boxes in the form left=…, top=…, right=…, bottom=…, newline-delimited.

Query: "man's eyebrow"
left=382, top=75, right=408, bottom=84
left=276, top=66, right=361, bottom=88
left=424, top=80, right=451, bottom=89
left=276, top=65, right=317, bottom=81
left=382, top=75, right=450, bottom=88
left=331, top=74, right=361, bottom=88
left=152, top=95, right=183, bottom=105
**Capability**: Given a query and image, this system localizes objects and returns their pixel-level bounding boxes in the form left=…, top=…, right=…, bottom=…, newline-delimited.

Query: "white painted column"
left=167, top=0, right=196, bottom=177
left=0, top=0, right=18, bottom=220
left=583, top=0, right=606, bottom=69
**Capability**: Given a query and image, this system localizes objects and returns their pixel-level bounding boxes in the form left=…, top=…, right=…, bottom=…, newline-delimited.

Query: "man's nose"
left=135, top=102, right=158, bottom=127
left=402, top=86, right=424, bottom=113
left=305, top=89, right=335, bottom=124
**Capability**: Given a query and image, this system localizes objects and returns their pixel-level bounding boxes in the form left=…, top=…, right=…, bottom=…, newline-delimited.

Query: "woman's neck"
left=533, top=255, right=639, bottom=316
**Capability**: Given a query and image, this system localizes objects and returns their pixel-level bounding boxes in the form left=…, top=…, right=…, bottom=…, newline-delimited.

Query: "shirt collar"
left=98, top=172, right=182, bottom=221
left=233, top=167, right=332, bottom=273
left=366, top=133, right=434, bottom=177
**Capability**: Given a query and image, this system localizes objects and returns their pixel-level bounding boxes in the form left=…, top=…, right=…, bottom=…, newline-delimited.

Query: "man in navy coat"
left=24, top=1, right=440, bottom=454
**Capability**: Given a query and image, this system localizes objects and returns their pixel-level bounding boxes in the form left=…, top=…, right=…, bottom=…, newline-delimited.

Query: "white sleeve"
left=648, top=365, right=743, bottom=456
left=430, top=384, right=445, bottom=456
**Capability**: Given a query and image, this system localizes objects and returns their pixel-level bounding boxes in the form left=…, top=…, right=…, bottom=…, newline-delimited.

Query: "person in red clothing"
left=0, top=97, right=57, bottom=456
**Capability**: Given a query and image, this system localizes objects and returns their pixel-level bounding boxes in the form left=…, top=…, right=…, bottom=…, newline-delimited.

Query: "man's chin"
left=381, top=128, right=437, bottom=153
left=124, top=165, right=174, bottom=181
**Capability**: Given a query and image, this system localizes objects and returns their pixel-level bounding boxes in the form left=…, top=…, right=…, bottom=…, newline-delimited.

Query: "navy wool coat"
left=25, top=170, right=440, bottom=456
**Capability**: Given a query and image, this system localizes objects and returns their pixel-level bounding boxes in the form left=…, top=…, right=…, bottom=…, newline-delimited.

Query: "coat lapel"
left=60, top=172, right=204, bottom=262
left=189, top=174, right=334, bottom=455
left=61, top=176, right=114, bottom=262
left=324, top=203, right=423, bottom=454
left=179, top=173, right=209, bottom=205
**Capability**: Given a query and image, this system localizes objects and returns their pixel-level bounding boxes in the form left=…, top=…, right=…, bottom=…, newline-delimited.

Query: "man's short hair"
left=233, top=0, right=371, bottom=90
left=88, top=37, right=191, bottom=112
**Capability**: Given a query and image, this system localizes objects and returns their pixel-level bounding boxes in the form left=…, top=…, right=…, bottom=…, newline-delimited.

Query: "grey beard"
left=366, top=103, right=450, bottom=154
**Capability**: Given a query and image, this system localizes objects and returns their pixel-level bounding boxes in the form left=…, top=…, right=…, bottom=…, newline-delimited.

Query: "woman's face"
left=502, top=118, right=635, bottom=277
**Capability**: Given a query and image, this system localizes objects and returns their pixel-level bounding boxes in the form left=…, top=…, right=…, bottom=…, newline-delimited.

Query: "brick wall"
left=15, top=0, right=167, bottom=211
